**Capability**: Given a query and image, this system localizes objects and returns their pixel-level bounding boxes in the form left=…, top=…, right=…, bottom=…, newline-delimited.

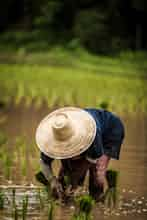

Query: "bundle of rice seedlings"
left=104, top=169, right=119, bottom=208
left=72, top=195, right=95, bottom=220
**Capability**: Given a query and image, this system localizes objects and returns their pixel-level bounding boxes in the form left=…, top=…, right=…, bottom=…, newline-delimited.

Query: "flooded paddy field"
left=0, top=102, right=147, bottom=220
left=0, top=186, right=147, bottom=220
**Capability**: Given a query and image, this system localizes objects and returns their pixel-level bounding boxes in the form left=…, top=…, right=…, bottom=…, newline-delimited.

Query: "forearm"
left=96, top=154, right=110, bottom=185
left=40, top=158, right=54, bottom=181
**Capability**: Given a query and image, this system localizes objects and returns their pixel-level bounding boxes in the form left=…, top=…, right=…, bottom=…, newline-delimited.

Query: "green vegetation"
left=0, top=190, right=4, bottom=209
left=72, top=195, right=95, bottom=220
left=1, top=1, right=147, bottom=53
left=22, top=194, right=29, bottom=220
left=37, top=188, right=45, bottom=209
left=13, top=205, right=18, bottom=220
left=0, top=48, right=147, bottom=113
left=48, top=201, right=54, bottom=220
left=104, top=170, right=119, bottom=208
left=0, top=133, right=39, bottom=184
left=12, top=189, right=18, bottom=220
left=12, top=189, right=16, bottom=208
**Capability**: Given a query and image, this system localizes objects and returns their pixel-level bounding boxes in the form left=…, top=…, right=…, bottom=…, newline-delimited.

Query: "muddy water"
left=0, top=103, right=147, bottom=219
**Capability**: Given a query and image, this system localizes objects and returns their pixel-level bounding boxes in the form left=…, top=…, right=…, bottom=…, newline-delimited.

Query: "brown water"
left=0, top=103, right=147, bottom=220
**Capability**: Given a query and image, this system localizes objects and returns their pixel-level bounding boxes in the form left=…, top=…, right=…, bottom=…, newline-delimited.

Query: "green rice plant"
left=37, top=188, right=44, bottom=209
left=15, top=83, right=25, bottom=105
left=104, top=170, right=119, bottom=208
left=15, top=136, right=26, bottom=152
left=12, top=204, right=18, bottom=220
left=21, top=157, right=27, bottom=177
left=99, top=101, right=109, bottom=110
left=0, top=190, right=4, bottom=209
left=48, top=201, right=54, bottom=220
left=0, top=60, right=146, bottom=113
left=0, top=132, right=7, bottom=146
left=14, top=136, right=28, bottom=180
left=35, top=171, right=52, bottom=200
left=12, top=189, right=18, bottom=220
left=12, top=189, right=16, bottom=208
left=72, top=195, right=95, bottom=220
left=22, top=194, right=29, bottom=220
left=4, top=153, right=12, bottom=180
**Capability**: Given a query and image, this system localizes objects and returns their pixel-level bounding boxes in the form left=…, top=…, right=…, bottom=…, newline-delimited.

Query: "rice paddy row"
left=0, top=62, right=146, bottom=113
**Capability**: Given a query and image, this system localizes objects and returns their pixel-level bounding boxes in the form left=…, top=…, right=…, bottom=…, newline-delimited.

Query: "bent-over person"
left=35, top=107, right=125, bottom=201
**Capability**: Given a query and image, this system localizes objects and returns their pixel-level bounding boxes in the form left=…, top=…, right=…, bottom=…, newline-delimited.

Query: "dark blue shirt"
left=84, top=108, right=124, bottom=160
left=41, top=108, right=125, bottom=165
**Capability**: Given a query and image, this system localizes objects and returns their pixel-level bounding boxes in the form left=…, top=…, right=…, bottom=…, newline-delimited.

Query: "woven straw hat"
left=35, top=107, right=96, bottom=159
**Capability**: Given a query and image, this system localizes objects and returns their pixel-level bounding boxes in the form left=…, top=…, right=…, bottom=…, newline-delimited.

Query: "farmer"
left=35, top=107, right=124, bottom=201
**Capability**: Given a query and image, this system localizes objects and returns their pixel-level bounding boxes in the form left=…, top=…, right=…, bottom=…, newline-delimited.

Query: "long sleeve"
left=40, top=152, right=54, bottom=181
left=84, top=108, right=125, bottom=160
left=102, top=114, right=125, bottom=160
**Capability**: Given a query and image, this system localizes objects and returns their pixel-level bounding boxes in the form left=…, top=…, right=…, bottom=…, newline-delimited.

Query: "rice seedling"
left=104, top=170, right=119, bottom=208
left=48, top=201, right=54, bottom=220
left=21, top=157, right=27, bottom=177
left=12, top=189, right=16, bottom=208
left=22, top=194, right=29, bottom=220
left=0, top=132, right=7, bottom=146
left=4, top=153, right=12, bottom=180
left=72, top=195, right=95, bottom=220
left=35, top=172, right=57, bottom=218
left=37, top=188, right=45, bottom=209
left=0, top=190, right=4, bottom=209
left=12, top=189, right=19, bottom=220
left=12, top=204, right=19, bottom=220
left=99, top=101, right=109, bottom=110
left=35, top=171, right=52, bottom=200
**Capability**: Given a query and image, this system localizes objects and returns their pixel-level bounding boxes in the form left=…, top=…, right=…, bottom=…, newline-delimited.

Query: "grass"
left=0, top=50, right=147, bottom=113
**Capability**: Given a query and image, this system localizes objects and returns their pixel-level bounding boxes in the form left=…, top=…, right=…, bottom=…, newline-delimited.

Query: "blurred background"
left=0, top=1, right=147, bottom=219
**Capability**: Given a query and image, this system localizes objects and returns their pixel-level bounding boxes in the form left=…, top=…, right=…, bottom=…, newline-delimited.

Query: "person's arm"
left=40, top=152, right=54, bottom=181
left=96, top=154, right=110, bottom=186
left=40, top=158, right=54, bottom=181
left=40, top=152, right=63, bottom=199
left=103, top=114, right=125, bottom=160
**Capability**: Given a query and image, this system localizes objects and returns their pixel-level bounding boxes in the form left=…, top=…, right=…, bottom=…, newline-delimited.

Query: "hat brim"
left=35, top=107, right=96, bottom=159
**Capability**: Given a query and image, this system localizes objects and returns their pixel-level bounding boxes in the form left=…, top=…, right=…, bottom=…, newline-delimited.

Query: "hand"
left=50, top=176, right=63, bottom=199
left=96, top=154, right=110, bottom=186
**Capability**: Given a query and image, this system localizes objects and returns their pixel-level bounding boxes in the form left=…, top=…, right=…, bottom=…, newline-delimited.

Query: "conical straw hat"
left=35, top=107, right=96, bottom=159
